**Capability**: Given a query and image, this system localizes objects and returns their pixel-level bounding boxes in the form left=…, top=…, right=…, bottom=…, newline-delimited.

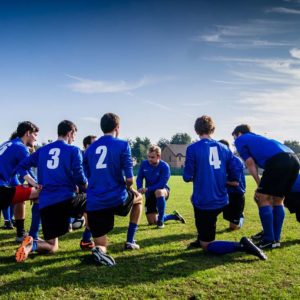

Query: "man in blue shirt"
left=219, top=140, right=246, bottom=230
left=183, top=115, right=266, bottom=260
left=0, top=121, right=41, bottom=241
left=232, top=124, right=300, bottom=249
left=15, top=120, right=88, bottom=262
left=136, top=145, right=185, bottom=228
left=84, top=113, right=142, bottom=267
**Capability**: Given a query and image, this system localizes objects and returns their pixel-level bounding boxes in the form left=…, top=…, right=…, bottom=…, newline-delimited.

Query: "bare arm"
left=245, top=157, right=260, bottom=186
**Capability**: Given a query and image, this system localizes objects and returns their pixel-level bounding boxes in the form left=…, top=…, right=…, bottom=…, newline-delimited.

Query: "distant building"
left=161, top=144, right=188, bottom=168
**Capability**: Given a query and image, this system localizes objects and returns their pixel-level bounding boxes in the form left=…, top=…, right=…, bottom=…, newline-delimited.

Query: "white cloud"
left=266, top=7, right=300, bottom=14
left=290, top=48, right=300, bottom=59
left=80, top=117, right=99, bottom=123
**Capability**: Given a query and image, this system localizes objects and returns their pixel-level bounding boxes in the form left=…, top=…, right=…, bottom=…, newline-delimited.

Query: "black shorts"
left=285, top=192, right=300, bottom=222
left=145, top=189, right=170, bottom=215
left=194, top=206, right=224, bottom=242
left=257, top=153, right=300, bottom=197
left=0, top=186, right=15, bottom=210
left=87, top=190, right=135, bottom=238
left=40, top=193, right=87, bottom=240
left=223, top=193, right=245, bottom=224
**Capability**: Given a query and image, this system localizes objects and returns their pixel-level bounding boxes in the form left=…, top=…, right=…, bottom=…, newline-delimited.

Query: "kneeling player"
left=136, top=145, right=185, bottom=228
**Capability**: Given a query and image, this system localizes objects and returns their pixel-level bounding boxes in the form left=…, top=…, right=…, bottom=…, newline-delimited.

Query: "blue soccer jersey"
left=291, top=174, right=300, bottom=193
left=84, top=135, right=134, bottom=211
left=234, top=133, right=293, bottom=169
left=0, top=138, right=30, bottom=187
left=183, top=139, right=238, bottom=210
left=227, top=155, right=246, bottom=195
left=136, top=160, right=170, bottom=192
left=17, top=140, right=87, bottom=209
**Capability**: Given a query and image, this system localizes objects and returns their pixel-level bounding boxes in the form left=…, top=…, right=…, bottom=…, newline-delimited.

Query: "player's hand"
left=138, top=188, right=147, bottom=194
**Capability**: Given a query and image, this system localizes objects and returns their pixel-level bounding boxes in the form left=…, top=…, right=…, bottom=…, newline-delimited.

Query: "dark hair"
left=57, top=120, right=77, bottom=136
left=232, top=124, right=251, bottom=136
left=12, top=121, right=39, bottom=138
left=218, top=139, right=230, bottom=147
left=100, top=113, right=120, bottom=133
left=83, top=135, right=96, bottom=149
left=194, top=115, right=215, bottom=135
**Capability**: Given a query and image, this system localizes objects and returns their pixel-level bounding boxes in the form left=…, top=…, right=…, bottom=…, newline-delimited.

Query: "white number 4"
left=96, top=146, right=107, bottom=169
left=209, top=146, right=221, bottom=169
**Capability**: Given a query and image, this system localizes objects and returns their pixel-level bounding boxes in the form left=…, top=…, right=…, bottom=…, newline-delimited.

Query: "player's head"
left=218, top=139, right=230, bottom=148
left=194, top=115, right=215, bottom=136
left=58, top=120, right=78, bottom=144
left=83, top=135, right=97, bottom=150
left=232, top=124, right=251, bottom=139
left=100, top=113, right=120, bottom=137
left=147, top=145, right=161, bottom=166
left=13, top=121, right=39, bottom=147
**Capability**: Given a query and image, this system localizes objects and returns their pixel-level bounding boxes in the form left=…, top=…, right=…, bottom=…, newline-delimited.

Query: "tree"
left=284, top=140, right=300, bottom=154
left=130, top=137, right=151, bottom=163
left=157, top=138, right=170, bottom=150
left=170, top=133, right=191, bottom=145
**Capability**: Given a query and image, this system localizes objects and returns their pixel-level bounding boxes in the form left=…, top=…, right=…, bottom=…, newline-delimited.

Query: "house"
left=161, top=144, right=188, bottom=168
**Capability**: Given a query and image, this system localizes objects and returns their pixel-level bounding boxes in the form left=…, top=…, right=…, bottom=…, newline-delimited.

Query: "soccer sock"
left=82, top=228, right=92, bottom=242
left=259, top=206, right=274, bottom=242
left=15, top=219, right=25, bottom=236
left=239, top=216, right=244, bottom=228
left=29, top=203, right=40, bottom=240
left=32, top=240, right=38, bottom=252
left=273, top=205, right=285, bottom=241
left=163, top=214, right=178, bottom=222
left=207, top=241, right=241, bottom=254
left=2, top=207, right=10, bottom=221
left=126, top=222, right=138, bottom=243
left=156, top=196, right=166, bottom=223
left=9, top=204, right=14, bottom=221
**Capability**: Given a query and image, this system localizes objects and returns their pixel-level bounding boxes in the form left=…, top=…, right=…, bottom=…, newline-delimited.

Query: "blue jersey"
left=183, top=139, right=238, bottom=210
left=136, top=160, right=170, bottom=192
left=291, top=174, right=300, bottom=193
left=227, top=155, right=246, bottom=195
left=17, top=140, right=87, bottom=209
left=0, top=138, right=30, bottom=187
left=235, top=133, right=293, bottom=169
left=84, top=135, right=133, bottom=211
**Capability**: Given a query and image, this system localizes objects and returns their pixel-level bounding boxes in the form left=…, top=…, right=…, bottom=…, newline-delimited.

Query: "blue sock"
left=273, top=205, right=285, bottom=241
left=207, top=241, right=241, bottom=254
left=32, top=240, right=38, bottom=252
left=239, top=217, right=244, bottom=228
left=127, top=222, right=138, bottom=243
left=163, top=214, right=177, bottom=222
left=156, top=196, right=166, bottom=223
left=9, top=204, right=14, bottom=221
left=2, top=207, right=10, bottom=221
left=82, top=228, right=92, bottom=242
left=259, top=206, right=274, bottom=242
left=29, top=203, right=40, bottom=240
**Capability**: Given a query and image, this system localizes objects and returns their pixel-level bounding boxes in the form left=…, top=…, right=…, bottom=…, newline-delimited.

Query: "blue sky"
left=1, top=0, right=300, bottom=148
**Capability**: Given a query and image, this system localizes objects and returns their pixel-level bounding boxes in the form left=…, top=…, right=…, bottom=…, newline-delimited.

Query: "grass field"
left=1, top=176, right=300, bottom=299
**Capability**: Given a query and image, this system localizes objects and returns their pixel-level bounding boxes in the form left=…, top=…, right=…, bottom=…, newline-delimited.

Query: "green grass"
left=1, top=176, right=300, bottom=299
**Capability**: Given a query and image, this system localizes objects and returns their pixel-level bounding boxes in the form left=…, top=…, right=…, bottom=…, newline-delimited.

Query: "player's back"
left=85, top=135, right=133, bottom=210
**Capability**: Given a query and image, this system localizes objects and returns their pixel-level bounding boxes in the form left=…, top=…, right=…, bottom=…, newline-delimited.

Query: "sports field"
left=1, top=176, right=300, bottom=299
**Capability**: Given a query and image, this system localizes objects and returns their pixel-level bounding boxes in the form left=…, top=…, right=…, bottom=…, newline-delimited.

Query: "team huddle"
left=0, top=113, right=299, bottom=266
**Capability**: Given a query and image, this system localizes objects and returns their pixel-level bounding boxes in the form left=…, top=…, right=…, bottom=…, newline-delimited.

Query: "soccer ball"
left=71, top=217, right=86, bottom=230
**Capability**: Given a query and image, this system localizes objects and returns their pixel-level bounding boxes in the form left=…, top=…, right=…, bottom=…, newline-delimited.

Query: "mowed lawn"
left=0, top=176, right=300, bottom=299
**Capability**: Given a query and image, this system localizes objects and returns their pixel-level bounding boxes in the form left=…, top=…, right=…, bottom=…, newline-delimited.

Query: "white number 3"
left=47, top=148, right=60, bottom=169
left=209, top=146, right=221, bottom=169
left=96, top=146, right=107, bottom=169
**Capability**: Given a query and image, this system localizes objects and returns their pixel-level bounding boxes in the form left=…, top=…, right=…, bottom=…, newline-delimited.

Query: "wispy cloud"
left=290, top=48, right=300, bottom=59
left=143, top=100, right=172, bottom=111
left=80, top=117, right=99, bottom=123
left=266, top=7, right=300, bottom=15
left=66, top=74, right=176, bottom=94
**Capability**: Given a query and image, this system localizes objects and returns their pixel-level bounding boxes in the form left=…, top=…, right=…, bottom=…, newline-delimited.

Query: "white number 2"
left=209, top=146, right=221, bottom=169
left=47, top=148, right=61, bottom=169
left=96, top=146, right=107, bottom=169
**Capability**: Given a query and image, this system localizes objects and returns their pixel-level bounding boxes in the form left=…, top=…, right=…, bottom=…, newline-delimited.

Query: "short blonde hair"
left=148, top=145, right=161, bottom=156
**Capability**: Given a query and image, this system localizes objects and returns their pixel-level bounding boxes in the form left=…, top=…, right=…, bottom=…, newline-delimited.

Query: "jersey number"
left=47, top=148, right=61, bottom=169
left=96, top=146, right=107, bottom=169
left=209, top=146, right=221, bottom=169
left=0, top=142, right=12, bottom=156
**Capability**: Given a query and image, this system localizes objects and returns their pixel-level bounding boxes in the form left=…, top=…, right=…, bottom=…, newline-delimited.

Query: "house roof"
left=164, top=144, right=188, bottom=157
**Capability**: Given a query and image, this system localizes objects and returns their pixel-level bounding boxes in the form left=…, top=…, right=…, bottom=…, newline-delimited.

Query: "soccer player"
left=15, top=120, right=88, bottom=262
left=232, top=124, right=300, bottom=249
left=84, top=113, right=142, bottom=267
left=219, top=139, right=246, bottom=230
left=136, top=145, right=185, bottom=228
left=0, top=121, right=41, bottom=241
left=83, top=135, right=97, bottom=151
left=183, top=115, right=266, bottom=260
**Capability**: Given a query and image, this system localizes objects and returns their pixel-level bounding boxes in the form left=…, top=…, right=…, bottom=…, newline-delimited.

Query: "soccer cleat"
left=240, top=237, right=267, bottom=260
left=187, top=239, right=201, bottom=249
left=3, top=220, right=14, bottom=230
left=91, top=247, right=116, bottom=267
left=173, top=210, right=186, bottom=224
left=124, top=241, right=140, bottom=250
left=256, top=239, right=279, bottom=249
left=80, top=240, right=95, bottom=250
left=251, top=230, right=264, bottom=242
left=15, top=236, right=33, bottom=262
left=156, top=221, right=165, bottom=229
